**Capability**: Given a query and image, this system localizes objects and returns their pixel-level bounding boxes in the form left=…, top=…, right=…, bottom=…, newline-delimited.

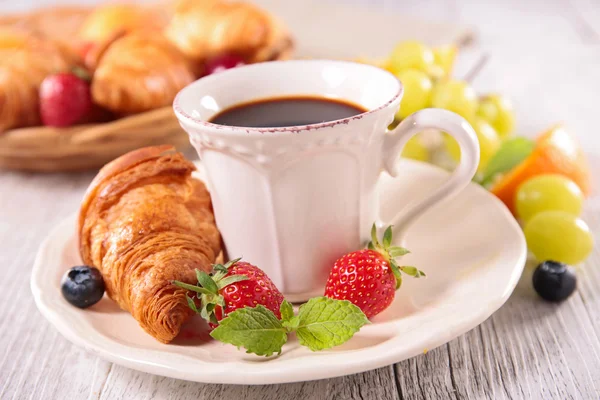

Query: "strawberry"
left=324, top=224, right=425, bottom=318
left=39, top=70, right=92, bottom=127
left=172, top=258, right=284, bottom=327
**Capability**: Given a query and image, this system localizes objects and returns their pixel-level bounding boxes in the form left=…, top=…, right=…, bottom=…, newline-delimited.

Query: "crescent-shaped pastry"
left=91, top=32, right=195, bottom=114
left=0, top=30, right=73, bottom=132
left=164, top=0, right=293, bottom=64
left=78, top=145, right=221, bottom=343
left=79, top=4, right=167, bottom=44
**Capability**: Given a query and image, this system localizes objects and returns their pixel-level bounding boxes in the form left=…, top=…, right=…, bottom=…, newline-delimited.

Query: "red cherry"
left=204, top=54, right=245, bottom=75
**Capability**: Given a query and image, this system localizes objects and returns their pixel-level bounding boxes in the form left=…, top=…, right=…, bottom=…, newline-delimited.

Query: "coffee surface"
left=209, top=96, right=366, bottom=128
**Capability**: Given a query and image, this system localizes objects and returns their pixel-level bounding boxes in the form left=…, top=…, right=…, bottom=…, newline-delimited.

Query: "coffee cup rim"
left=173, top=59, right=403, bottom=136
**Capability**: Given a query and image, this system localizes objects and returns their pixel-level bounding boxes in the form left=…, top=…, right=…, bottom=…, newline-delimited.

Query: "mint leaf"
left=210, top=305, right=287, bottom=357
left=295, top=297, right=369, bottom=351
left=481, top=137, right=534, bottom=186
left=280, top=300, right=294, bottom=322
left=282, top=315, right=300, bottom=331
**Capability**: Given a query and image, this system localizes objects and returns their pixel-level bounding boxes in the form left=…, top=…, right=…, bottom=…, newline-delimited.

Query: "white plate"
left=31, top=160, right=526, bottom=385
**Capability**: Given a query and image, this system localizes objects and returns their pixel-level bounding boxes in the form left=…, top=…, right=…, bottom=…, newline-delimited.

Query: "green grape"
left=443, top=133, right=461, bottom=161
left=396, top=69, right=433, bottom=119
left=516, top=174, right=584, bottom=222
left=524, top=211, right=594, bottom=265
left=389, top=41, right=434, bottom=75
left=432, top=45, right=457, bottom=77
left=431, top=80, right=478, bottom=120
left=443, top=118, right=500, bottom=172
left=425, top=64, right=445, bottom=80
left=477, top=94, right=515, bottom=138
left=401, top=136, right=429, bottom=162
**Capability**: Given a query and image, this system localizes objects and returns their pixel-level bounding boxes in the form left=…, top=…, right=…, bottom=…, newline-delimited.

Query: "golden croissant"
left=0, top=30, right=74, bottom=132
left=165, top=0, right=293, bottom=64
left=78, top=145, right=221, bottom=343
left=91, top=31, right=195, bottom=114
left=79, top=3, right=168, bottom=44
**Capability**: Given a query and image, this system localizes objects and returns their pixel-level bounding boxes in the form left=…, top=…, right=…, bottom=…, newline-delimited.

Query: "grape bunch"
left=365, top=40, right=515, bottom=172
left=362, top=40, right=593, bottom=302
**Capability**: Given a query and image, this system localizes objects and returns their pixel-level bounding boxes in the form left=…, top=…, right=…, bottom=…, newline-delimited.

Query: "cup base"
left=284, top=288, right=325, bottom=304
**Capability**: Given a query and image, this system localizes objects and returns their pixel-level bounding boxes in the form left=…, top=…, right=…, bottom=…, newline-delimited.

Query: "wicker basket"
left=0, top=107, right=191, bottom=171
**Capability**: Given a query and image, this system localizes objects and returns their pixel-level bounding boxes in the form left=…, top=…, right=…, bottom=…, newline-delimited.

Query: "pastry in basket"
left=0, top=30, right=76, bottom=132
left=79, top=3, right=167, bottom=45
left=165, top=0, right=293, bottom=67
left=91, top=31, right=195, bottom=114
left=78, top=145, right=221, bottom=343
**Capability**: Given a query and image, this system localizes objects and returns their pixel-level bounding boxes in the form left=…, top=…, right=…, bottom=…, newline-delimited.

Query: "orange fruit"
left=490, top=125, right=590, bottom=214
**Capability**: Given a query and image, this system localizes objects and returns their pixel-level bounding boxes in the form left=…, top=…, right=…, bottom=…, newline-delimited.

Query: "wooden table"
left=2, top=1, right=600, bottom=399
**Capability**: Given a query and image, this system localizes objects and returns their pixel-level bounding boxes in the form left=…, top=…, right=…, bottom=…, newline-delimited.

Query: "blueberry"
left=61, top=266, right=105, bottom=308
left=532, top=261, right=576, bottom=302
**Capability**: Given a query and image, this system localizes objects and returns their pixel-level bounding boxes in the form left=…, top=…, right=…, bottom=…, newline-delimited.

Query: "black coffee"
left=209, top=96, right=366, bottom=128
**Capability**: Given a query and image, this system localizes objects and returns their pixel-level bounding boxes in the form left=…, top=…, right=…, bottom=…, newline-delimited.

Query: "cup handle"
left=380, top=108, right=480, bottom=239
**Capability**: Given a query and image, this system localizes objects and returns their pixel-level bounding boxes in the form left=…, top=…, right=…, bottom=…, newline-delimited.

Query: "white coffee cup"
left=174, top=60, right=479, bottom=301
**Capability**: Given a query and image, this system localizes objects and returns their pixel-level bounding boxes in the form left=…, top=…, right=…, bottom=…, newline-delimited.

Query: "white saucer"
left=30, top=160, right=526, bottom=385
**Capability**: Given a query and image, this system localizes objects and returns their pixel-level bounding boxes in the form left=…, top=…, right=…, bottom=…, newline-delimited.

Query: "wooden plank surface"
left=1, top=0, right=600, bottom=399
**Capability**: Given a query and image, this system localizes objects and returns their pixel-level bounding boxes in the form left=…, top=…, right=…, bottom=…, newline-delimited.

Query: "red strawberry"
left=204, top=53, right=245, bottom=76
left=324, top=225, right=425, bottom=319
left=39, top=71, right=92, bottom=127
left=173, top=258, right=284, bottom=327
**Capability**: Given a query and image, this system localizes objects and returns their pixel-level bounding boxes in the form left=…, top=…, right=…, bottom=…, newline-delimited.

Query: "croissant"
left=0, top=30, right=74, bottom=132
left=79, top=4, right=167, bottom=44
left=79, top=145, right=221, bottom=343
left=91, top=32, right=195, bottom=114
left=165, top=0, right=293, bottom=65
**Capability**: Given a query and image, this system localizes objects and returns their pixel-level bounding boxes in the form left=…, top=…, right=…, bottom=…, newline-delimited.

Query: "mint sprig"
left=209, top=297, right=369, bottom=356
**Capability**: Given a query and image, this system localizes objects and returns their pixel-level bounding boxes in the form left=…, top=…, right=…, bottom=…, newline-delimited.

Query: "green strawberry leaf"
left=186, top=295, right=199, bottom=313
left=71, top=66, right=91, bottom=82
left=210, top=305, right=287, bottom=357
left=481, top=137, right=534, bottom=186
left=213, top=264, right=228, bottom=274
left=401, top=266, right=419, bottom=277
left=196, top=270, right=219, bottom=294
left=389, top=246, right=410, bottom=257
left=224, top=257, right=242, bottom=268
left=171, top=280, right=214, bottom=296
left=216, top=275, right=248, bottom=290
left=280, top=300, right=294, bottom=322
left=389, top=259, right=403, bottom=289
left=370, top=223, right=380, bottom=247
left=295, top=297, right=369, bottom=351
left=382, top=226, right=393, bottom=248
